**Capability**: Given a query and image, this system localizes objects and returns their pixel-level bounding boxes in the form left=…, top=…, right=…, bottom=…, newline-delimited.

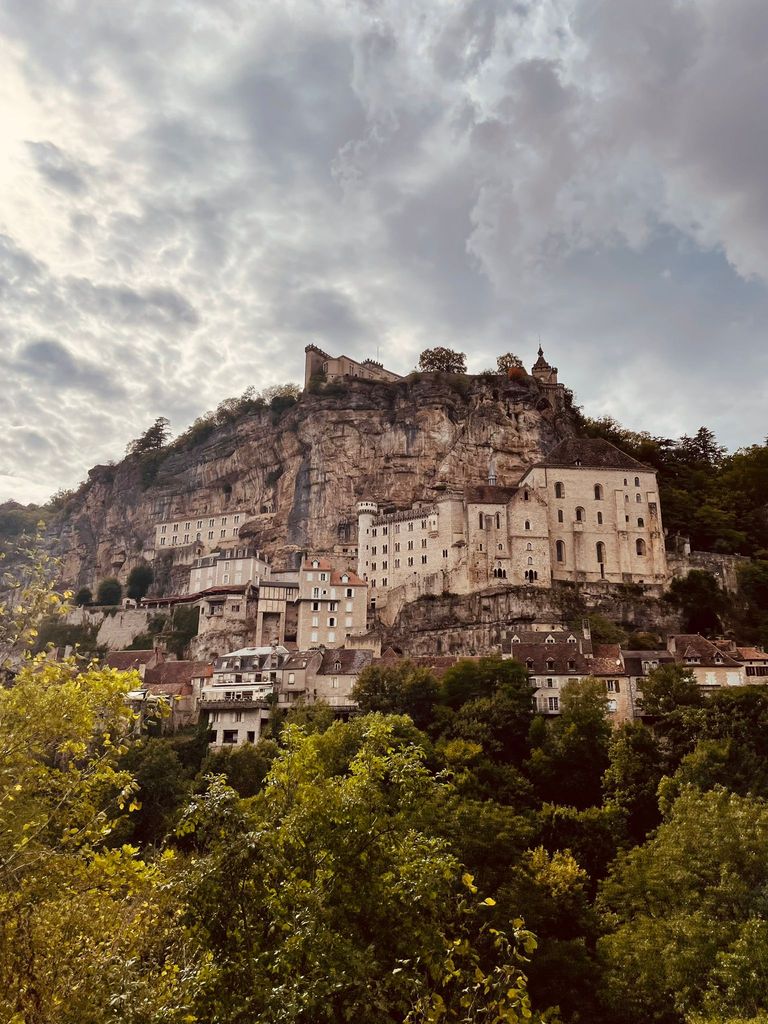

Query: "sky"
left=2, top=0, right=768, bottom=505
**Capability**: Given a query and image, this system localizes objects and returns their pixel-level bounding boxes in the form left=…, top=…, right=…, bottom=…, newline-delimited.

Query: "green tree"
left=497, top=353, right=524, bottom=373
left=126, top=562, right=153, bottom=601
left=418, top=347, right=467, bottom=374
left=74, top=585, right=92, bottom=606
left=599, top=787, right=768, bottom=1024
left=527, top=678, right=612, bottom=808
left=126, top=416, right=170, bottom=455
left=602, top=722, right=664, bottom=842
left=96, top=577, right=122, bottom=606
left=199, top=738, right=280, bottom=797
left=179, top=716, right=541, bottom=1023
left=638, top=663, right=703, bottom=718
left=441, top=656, right=529, bottom=709
left=352, top=659, right=440, bottom=729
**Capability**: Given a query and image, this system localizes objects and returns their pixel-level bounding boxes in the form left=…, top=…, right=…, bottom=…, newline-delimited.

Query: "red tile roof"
left=301, top=559, right=366, bottom=587
left=144, top=661, right=213, bottom=688
left=106, top=650, right=157, bottom=671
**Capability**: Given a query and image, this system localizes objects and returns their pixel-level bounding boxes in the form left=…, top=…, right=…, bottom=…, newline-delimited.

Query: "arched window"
left=527, top=556, right=533, bottom=565
left=636, top=494, right=642, bottom=503
left=526, top=542, right=532, bottom=551
left=525, top=520, right=531, bottom=531
left=478, top=512, right=483, bottom=529
left=636, top=538, right=647, bottom=555
left=596, top=542, right=606, bottom=564
left=594, top=484, right=603, bottom=500
left=597, top=511, right=603, bottom=525
left=495, top=512, right=501, bottom=529
left=637, top=517, right=644, bottom=527
left=555, top=482, right=565, bottom=499
left=634, top=477, right=640, bottom=487
left=556, top=540, right=565, bottom=563
left=546, top=659, right=555, bottom=671
left=575, top=506, right=585, bottom=522
left=557, top=509, right=564, bottom=523
left=525, top=659, right=534, bottom=670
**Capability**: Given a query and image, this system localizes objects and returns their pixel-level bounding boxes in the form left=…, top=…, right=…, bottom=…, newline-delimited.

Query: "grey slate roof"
left=536, top=437, right=653, bottom=472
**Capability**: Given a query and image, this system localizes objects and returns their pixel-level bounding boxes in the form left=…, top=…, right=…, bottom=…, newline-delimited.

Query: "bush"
left=96, top=578, right=122, bottom=606
left=127, top=563, right=153, bottom=601
left=74, top=586, right=92, bottom=607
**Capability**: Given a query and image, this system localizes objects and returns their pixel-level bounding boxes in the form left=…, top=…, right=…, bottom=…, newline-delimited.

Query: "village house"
left=200, top=644, right=290, bottom=747
left=151, top=510, right=250, bottom=556
left=296, top=557, right=368, bottom=649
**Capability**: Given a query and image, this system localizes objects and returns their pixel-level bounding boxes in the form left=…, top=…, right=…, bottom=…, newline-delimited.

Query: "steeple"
left=531, top=344, right=558, bottom=385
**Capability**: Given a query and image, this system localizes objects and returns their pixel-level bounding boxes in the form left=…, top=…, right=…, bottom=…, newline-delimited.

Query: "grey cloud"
left=26, top=141, right=90, bottom=195
left=12, top=339, right=127, bottom=398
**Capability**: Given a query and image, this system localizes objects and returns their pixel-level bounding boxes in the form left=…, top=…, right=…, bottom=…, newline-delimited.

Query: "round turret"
left=356, top=501, right=379, bottom=517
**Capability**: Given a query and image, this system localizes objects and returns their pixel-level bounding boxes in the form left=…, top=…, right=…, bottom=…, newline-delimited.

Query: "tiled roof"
left=283, top=651, right=322, bottom=672
left=735, top=647, right=768, bottom=662
left=318, top=649, right=374, bottom=675
left=591, top=644, right=625, bottom=675
left=621, top=650, right=674, bottom=676
left=509, top=643, right=593, bottom=675
left=301, top=558, right=366, bottom=587
left=536, top=437, right=652, bottom=472
left=106, top=650, right=157, bottom=671
left=144, top=661, right=213, bottom=687
left=509, top=630, right=584, bottom=646
left=669, top=634, right=742, bottom=668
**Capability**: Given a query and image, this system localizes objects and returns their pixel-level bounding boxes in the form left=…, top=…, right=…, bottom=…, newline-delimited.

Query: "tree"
left=352, top=659, right=440, bottom=729
left=74, top=585, right=92, bottom=606
left=126, top=416, right=170, bottom=456
left=638, top=663, right=703, bottom=718
left=602, top=722, right=664, bottom=842
left=667, top=569, right=726, bottom=634
left=126, top=562, right=153, bottom=601
left=527, top=678, right=612, bottom=808
left=96, top=577, right=122, bottom=606
left=497, top=353, right=524, bottom=374
left=599, top=787, right=768, bottom=1024
left=179, top=716, right=541, bottom=1023
left=418, top=347, right=467, bottom=374
left=441, top=656, right=529, bottom=709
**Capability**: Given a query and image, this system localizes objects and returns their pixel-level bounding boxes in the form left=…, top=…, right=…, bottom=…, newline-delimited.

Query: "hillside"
left=43, top=371, right=576, bottom=590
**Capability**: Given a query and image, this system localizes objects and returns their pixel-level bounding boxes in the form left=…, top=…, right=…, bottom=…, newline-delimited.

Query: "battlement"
left=304, top=346, right=402, bottom=389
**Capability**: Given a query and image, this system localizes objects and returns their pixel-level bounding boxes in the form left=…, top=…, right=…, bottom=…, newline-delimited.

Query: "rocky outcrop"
left=380, top=582, right=681, bottom=656
left=49, top=373, right=575, bottom=591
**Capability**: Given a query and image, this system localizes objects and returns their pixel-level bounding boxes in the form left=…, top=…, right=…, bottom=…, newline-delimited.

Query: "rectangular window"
left=421, top=519, right=427, bottom=529
left=197, top=520, right=203, bottom=529
left=382, top=526, right=388, bottom=535
left=222, top=730, right=238, bottom=744
left=329, top=602, right=338, bottom=611
left=311, top=631, right=318, bottom=643
left=606, top=679, right=620, bottom=693
left=442, top=549, right=448, bottom=558
left=372, top=546, right=377, bottom=555
left=311, top=601, right=320, bottom=611
left=220, top=529, right=226, bottom=538
left=345, top=588, right=353, bottom=598
left=408, top=540, right=414, bottom=550
left=161, top=525, right=167, bottom=534
left=247, top=730, right=255, bottom=743
left=421, top=554, right=427, bottom=564
left=421, top=538, right=427, bottom=548
left=394, top=542, right=400, bottom=552
left=328, top=631, right=335, bottom=643
left=172, top=536, right=178, bottom=545
left=234, top=515, right=240, bottom=524
left=408, top=522, right=414, bottom=531
left=395, top=524, right=400, bottom=534
left=382, top=544, right=387, bottom=554
left=160, top=537, right=166, bottom=546
left=209, top=519, right=214, bottom=527
left=548, top=697, right=559, bottom=712
left=234, top=711, right=243, bottom=722
left=382, top=560, right=388, bottom=569
left=345, top=617, right=352, bottom=627
left=183, top=534, right=189, bottom=543
left=221, top=517, right=227, bottom=525
left=407, top=557, right=414, bottom=567
left=328, top=617, right=336, bottom=627
left=312, top=616, right=318, bottom=627
left=173, top=523, right=178, bottom=532
left=394, top=559, right=400, bottom=568
left=208, top=531, right=214, bottom=540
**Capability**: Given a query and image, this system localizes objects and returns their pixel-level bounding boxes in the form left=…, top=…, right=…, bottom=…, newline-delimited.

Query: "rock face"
left=49, top=373, right=575, bottom=591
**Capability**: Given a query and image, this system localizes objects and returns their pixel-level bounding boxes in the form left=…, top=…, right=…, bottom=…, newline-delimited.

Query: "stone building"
left=665, top=634, right=744, bottom=689
left=277, top=648, right=373, bottom=710
left=188, top=546, right=270, bottom=593
left=357, top=434, right=668, bottom=606
left=304, top=344, right=402, bottom=388
left=200, top=645, right=289, bottom=747
left=152, top=510, right=249, bottom=556
left=296, top=557, right=368, bottom=649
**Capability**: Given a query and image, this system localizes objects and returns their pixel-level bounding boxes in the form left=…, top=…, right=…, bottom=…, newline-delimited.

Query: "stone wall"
left=667, top=550, right=749, bottom=593
left=65, top=606, right=157, bottom=650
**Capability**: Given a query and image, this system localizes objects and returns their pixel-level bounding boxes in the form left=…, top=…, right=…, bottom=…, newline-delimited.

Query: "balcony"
left=200, top=697, right=270, bottom=711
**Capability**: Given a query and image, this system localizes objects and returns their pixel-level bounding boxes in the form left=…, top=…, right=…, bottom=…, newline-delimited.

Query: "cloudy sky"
left=1, top=0, right=768, bottom=504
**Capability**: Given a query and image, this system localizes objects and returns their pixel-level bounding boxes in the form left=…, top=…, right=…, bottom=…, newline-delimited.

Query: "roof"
left=106, top=650, right=157, bottom=671
left=591, top=644, right=625, bottom=675
left=144, top=661, right=212, bottom=688
left=465, top=485, right=519, bottom=504
left=508, top=643, right=594, bottom=675
left=535, top=437, right=652, bottom=472
left=621, top=650, right=674, bottom=676
left=509, top=630, right=584, bottom=646
left=301, top=558, right=367, bottom=587
left=222, top=645, right=289, bottom=658
left=669, top=634, right=742, bottom=668
left=318, top=649, right=374, bottom=675
left=735, top=647, right=768, bottom=662
left=283, top=651, right=322, bottom=672
left=144, top=584, right=253, bottom=606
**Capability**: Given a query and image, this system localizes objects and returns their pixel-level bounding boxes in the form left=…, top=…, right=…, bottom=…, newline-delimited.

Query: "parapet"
left=356, top=501, right=379, bottom=516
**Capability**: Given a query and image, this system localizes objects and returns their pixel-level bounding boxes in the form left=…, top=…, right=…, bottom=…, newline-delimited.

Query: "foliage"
left=32, top=617, right=106, bottom=660
left=74, top=585, right=92, bottom=606
left=602, top=722, right=664, bottom=842
left=178, top=717, right=541, bottom=1023
left=352, top=659, right=440, bottom=729
left=599, top=787, right=768, bottom=1024
left=497, top=353, right=524, bottom=373
left=418, top=347, right=467, bottom=374
left=126, top=562, right=153, bottom=600
left=666, top=570, right=727, bottom=634
left=441, top=656, right=529, bottom=710
left=125, top=416, right=171, bottom=456
left=587, top=614, right=628, bottom=645
left=96, top=576, right=122, bottom=606
left=198, top=738, right=280, bottom=798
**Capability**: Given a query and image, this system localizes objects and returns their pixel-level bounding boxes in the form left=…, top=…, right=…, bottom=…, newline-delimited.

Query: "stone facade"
left=296, top=557, right=368, bottom=649
left=359, top=437, right=668, bottom=608
left=304, top=344, right=402, bottom=388
left=152, top=510, right=249, bottom=558
left=188, top=546, right=270, bottom=593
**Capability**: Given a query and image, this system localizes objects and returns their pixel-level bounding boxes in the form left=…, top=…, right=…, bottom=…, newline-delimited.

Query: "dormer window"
left=511, top=635, right=520, bottom=644
left=567, top=660, right=576, bottom=671
left=567, top=635, right=577, bottom=644
left=312, top=559, right=319, bottom=568
left=546, top=659, right=555, bottom=671
left=545, top=635, right=555, bottom=644
left=525, top=659, right=534, bottom=670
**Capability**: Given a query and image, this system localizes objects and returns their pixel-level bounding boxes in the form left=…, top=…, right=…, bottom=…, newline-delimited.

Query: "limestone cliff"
left=48, top=373, right=576, bottom=591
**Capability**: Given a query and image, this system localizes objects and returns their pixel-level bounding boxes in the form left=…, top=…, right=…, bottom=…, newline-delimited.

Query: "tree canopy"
left=418, top=347, right=468, bottom=374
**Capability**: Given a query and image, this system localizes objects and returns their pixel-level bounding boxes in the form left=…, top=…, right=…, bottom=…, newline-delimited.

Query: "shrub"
left=96, top=578, right=122, bottom=606
left=74, top=586, right=92, bottom=607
